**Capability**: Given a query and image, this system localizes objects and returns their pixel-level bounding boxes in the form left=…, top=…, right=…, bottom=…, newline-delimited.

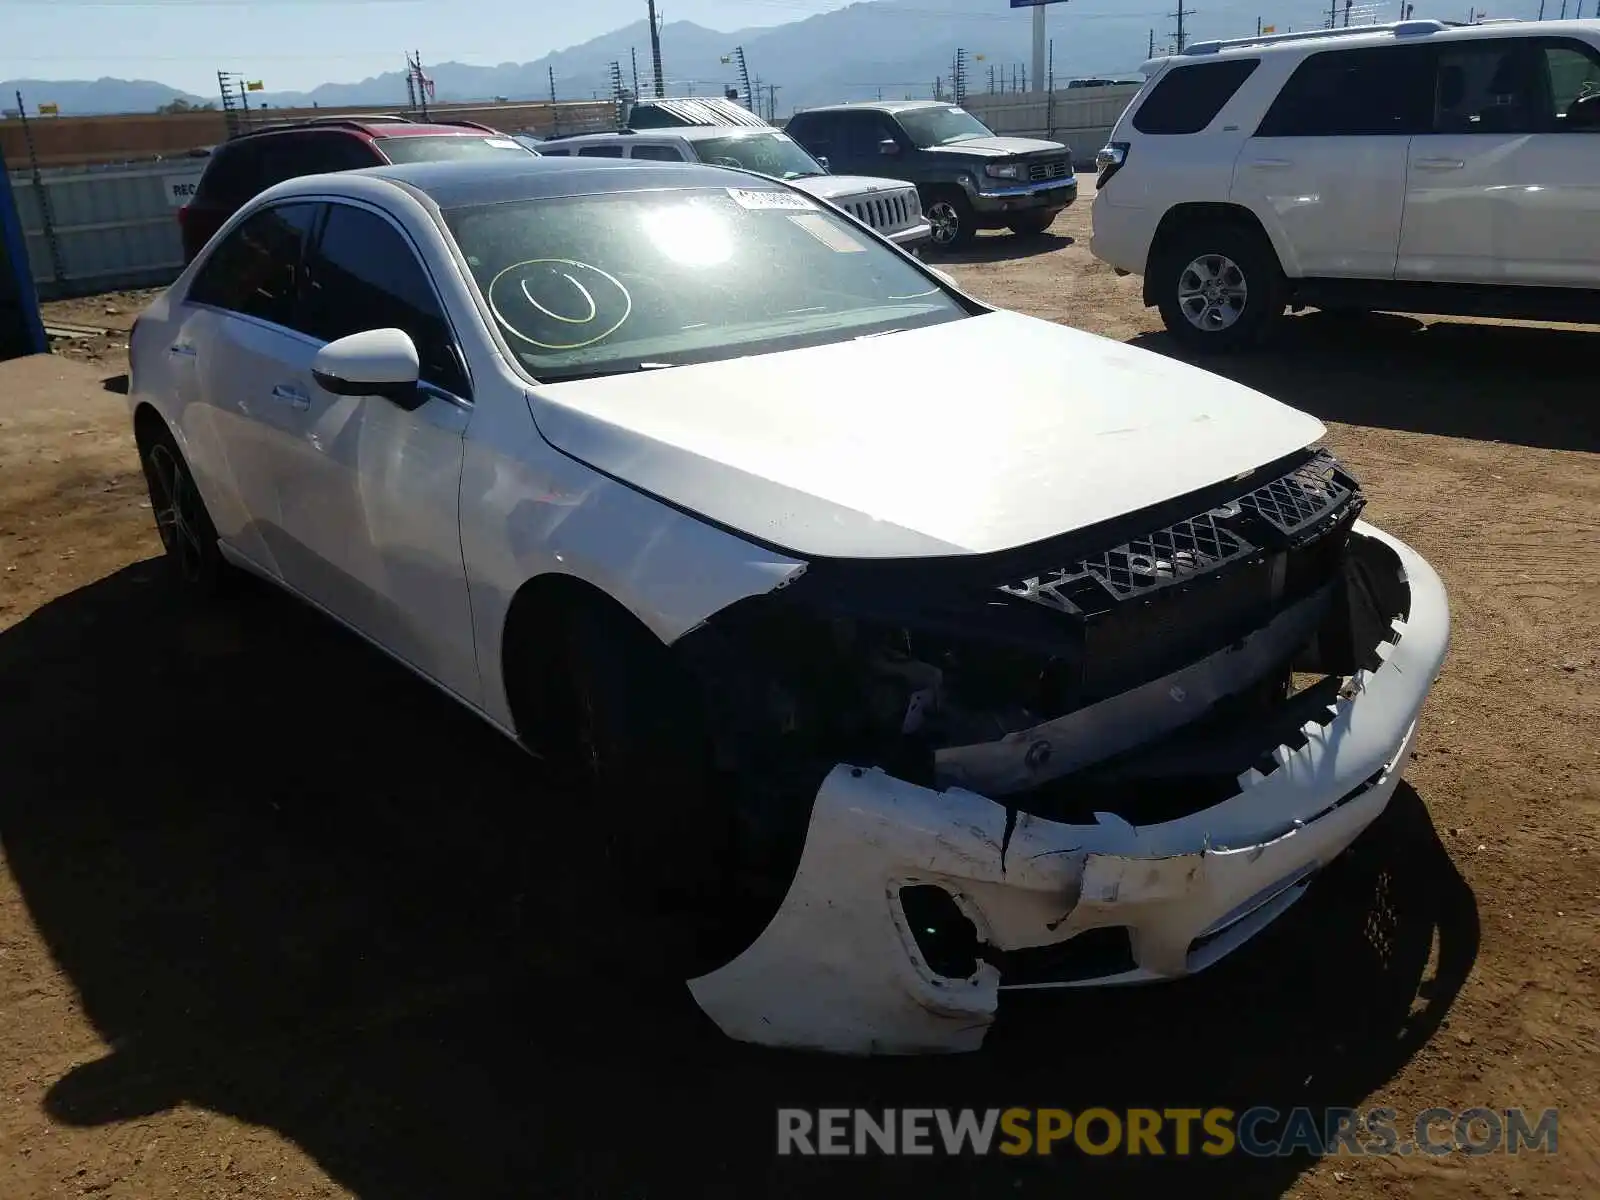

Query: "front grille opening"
left=901, top=885, right=981, bottom=980
left=997, top=925, right=1138, bottom=987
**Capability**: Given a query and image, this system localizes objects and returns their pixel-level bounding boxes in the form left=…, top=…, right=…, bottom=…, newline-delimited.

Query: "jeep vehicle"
left=178, top=114, right=536, bottom=263
left=1091, top=18, right=1600, bottom=352
left=537, top=127, right=931, bottom=250
left=785, top=100, right=1077, bottom=250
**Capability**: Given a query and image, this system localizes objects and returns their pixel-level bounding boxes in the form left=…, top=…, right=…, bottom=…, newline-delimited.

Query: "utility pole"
left=1170, top=4, right=1195, bottom=52
left=15, top=92, right=66, bottom=291
left=1257, top=16, right=1263, bottom=34
left=767, top=83, right=779, bottom=121
left=1328, top=0, right=1338, bottom=27
left=1148, top=28, right=1156, bottom=57
left=405, top=57, right=417, bottom=111
left=953, top=48, right=969, bottom=105
left=733, top=45, right=752, bottom=109
left=989, top=63, right=997, bottom=91
left=631, top=47, right=640, bottom=98
left=1344, top=0, right=1354, bottom=26
left=646, top=0, right=665, bottom=97
left=1031, top=0, right=1046, bottom=101
left=548, top=65, right=561, bottom=135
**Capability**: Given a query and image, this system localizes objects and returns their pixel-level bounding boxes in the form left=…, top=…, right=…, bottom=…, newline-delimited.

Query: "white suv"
left=538, top=127, right=932, bottom=250
left=1091, top=18, right=1600, bottom=352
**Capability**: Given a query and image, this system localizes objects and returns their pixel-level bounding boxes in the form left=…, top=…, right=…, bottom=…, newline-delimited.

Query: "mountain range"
left=2, top=0, right=1398, bottom=118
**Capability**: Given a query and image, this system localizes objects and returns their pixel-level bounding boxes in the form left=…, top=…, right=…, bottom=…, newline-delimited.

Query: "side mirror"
left=816, top=155, right=830, bottom=171
left=878, top=138, right=900, bottom=155
left=1565, top=91, right=1600, bottom=129
left=312, top=329, right=421, bottom=406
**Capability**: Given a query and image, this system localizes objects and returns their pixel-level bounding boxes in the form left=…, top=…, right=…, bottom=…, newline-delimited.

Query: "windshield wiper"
left=533, top=361, right=677, bottom=384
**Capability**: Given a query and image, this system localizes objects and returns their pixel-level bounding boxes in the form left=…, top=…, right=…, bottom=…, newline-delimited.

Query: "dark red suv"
left=179, top=115, right=537, bottom=263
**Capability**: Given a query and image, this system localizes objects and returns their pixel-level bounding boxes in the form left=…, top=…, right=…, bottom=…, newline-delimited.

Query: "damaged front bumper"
left=686, top=521, right=1449, bottom=1055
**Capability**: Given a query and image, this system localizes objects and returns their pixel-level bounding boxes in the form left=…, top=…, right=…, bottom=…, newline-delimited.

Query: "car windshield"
left=443, top=186, right=964, bottom=382
left=895, top=105, right=996, bottom=147
left=377, top=135, right=536, bottom=164
left=693, top=132, right=826, bottom=179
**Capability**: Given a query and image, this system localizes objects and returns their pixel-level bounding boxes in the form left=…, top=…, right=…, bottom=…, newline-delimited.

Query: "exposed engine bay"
left=672, top=447, right=1451, bottom=1054
left=673, top=448, right=1378, bottom=848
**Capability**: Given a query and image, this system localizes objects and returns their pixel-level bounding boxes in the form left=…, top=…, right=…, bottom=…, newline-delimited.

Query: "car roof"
left=556, top=126, right=784, bottom=143
left=797, top=100, right=952, bottom=115
left=286, top=155, right=780, bottom=208
left=1172, top=16, right=1572, bottom=62
left=229, top=118, right=506, bottom=143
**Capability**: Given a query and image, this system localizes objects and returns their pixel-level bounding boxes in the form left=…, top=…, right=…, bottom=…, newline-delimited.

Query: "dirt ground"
left=2, top=191, right=1598, bottom=1199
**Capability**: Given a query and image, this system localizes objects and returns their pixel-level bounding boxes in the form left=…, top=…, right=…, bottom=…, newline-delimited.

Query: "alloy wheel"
left=1177, top=253, right=1249, bottom=332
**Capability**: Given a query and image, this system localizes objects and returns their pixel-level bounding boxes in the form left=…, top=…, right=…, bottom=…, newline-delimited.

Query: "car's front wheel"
left=1154, top=222, right=1285, bottom=354
left=923, top=190, right=975, bottom=251
left=136, top=418, right=230, bottom=595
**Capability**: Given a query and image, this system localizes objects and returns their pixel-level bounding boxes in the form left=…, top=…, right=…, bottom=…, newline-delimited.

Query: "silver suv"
left=538, top=127, right=931, bottom=251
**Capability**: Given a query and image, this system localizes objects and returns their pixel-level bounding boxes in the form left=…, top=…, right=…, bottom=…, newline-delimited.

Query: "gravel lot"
left=2, top=187, right=1598, bottom=1199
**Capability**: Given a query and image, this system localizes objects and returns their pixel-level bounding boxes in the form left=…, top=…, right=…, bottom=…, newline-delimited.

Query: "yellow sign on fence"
left=37, top=102, right=59, bottom=116
left=246, top=80, right=265, bottom=91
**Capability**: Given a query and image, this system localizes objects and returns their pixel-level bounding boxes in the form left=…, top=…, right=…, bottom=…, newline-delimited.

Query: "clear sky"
left=0, top=0, right=1560, bottom=95
left=0, top=0, right=860, bottom=93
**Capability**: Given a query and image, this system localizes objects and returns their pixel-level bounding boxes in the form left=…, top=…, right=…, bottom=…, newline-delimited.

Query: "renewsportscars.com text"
left=777, top=1106, right=1559, bottom=1158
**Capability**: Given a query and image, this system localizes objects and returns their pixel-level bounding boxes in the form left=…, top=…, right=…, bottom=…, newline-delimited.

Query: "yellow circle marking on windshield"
left=488, top=258, right=633, bottom=351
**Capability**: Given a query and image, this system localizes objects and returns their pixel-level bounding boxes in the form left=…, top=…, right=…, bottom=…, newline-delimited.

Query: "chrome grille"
left=1027, top=158, right=1071, bottom=181
left=847, top=192, right=914, bottom=231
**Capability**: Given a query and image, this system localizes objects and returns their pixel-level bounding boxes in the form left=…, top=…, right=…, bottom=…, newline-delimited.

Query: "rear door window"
left=187, top=202, right=321, bottom=328
left=194, top=141, right=264, bottom=207
left=630, top=144, right=687, bottom=161
left=1133, top=59, right=1260, bottom=134
left=1255, top=46, right=1435, bottom=136
left=577, top=144, right=626, bottom=158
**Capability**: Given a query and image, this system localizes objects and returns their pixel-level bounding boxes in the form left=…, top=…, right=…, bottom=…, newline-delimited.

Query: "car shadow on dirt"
left=932, top=231, right=1074, bottom=264
left=0, top=562, right=1479, bottom=1199
left=1128, top=312, right=1600, bottom=454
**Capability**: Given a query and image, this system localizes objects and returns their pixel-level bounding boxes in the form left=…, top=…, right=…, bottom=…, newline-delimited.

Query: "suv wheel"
left=1155, top=222, right=1285, bottom=354
left=924, top=190, right=975, bottom=251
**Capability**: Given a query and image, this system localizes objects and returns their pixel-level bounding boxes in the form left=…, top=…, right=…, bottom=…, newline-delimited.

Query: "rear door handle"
left=169, top=343, right=196, bottom=358
left=1414, top=158, right=1465, bottom=171
left=270, top=383, right=310, bottom=411
left=1248, top=158, right=1292, bottom=168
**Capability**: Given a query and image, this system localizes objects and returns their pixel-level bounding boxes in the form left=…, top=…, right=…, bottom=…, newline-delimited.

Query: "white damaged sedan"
left=128, top=156, right=1449, bottom=1055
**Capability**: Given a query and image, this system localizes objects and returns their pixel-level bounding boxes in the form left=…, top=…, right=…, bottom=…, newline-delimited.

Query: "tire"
left=923, top=189, right=976, bottom=251
left=1154, top=221, right=1286, bottom=354
left=1008, top=210, right=1058, bottom=237
left=136, top=420, right=231, bottom=596
left=554, top=603, right=736, bottom=973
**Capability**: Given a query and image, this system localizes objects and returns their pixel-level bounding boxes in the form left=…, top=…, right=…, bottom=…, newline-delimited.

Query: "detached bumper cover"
left=686, top=522, right=1449, bottom=1054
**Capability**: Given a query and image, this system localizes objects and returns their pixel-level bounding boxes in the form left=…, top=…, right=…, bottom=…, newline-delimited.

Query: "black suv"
left=784, top=101, right=1076, bottom=250
left=178, top=115, right=535, bottom=263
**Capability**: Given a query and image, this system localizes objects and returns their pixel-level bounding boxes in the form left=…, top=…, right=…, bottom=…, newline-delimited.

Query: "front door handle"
left=1414, top=158, right=1465, bottom=171
left=1248, top=158, right=1292, bottom=168
left=169, top=343, right=196, bottom=358
left=270, top=383, right=310, bottom=411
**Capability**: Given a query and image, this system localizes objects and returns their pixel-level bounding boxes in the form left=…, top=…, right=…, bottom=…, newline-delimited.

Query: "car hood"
left=923, top=135, right=1066, bottom=158
left=525, top=311, right=1325, bottom=560
left=793, top=174, right=915, bottom=201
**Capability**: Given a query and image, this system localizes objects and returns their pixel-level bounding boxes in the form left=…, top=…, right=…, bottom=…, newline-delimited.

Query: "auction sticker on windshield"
left=788, top=213, right=868, bottom=253
left=727, top=188, right=815, bottom=211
